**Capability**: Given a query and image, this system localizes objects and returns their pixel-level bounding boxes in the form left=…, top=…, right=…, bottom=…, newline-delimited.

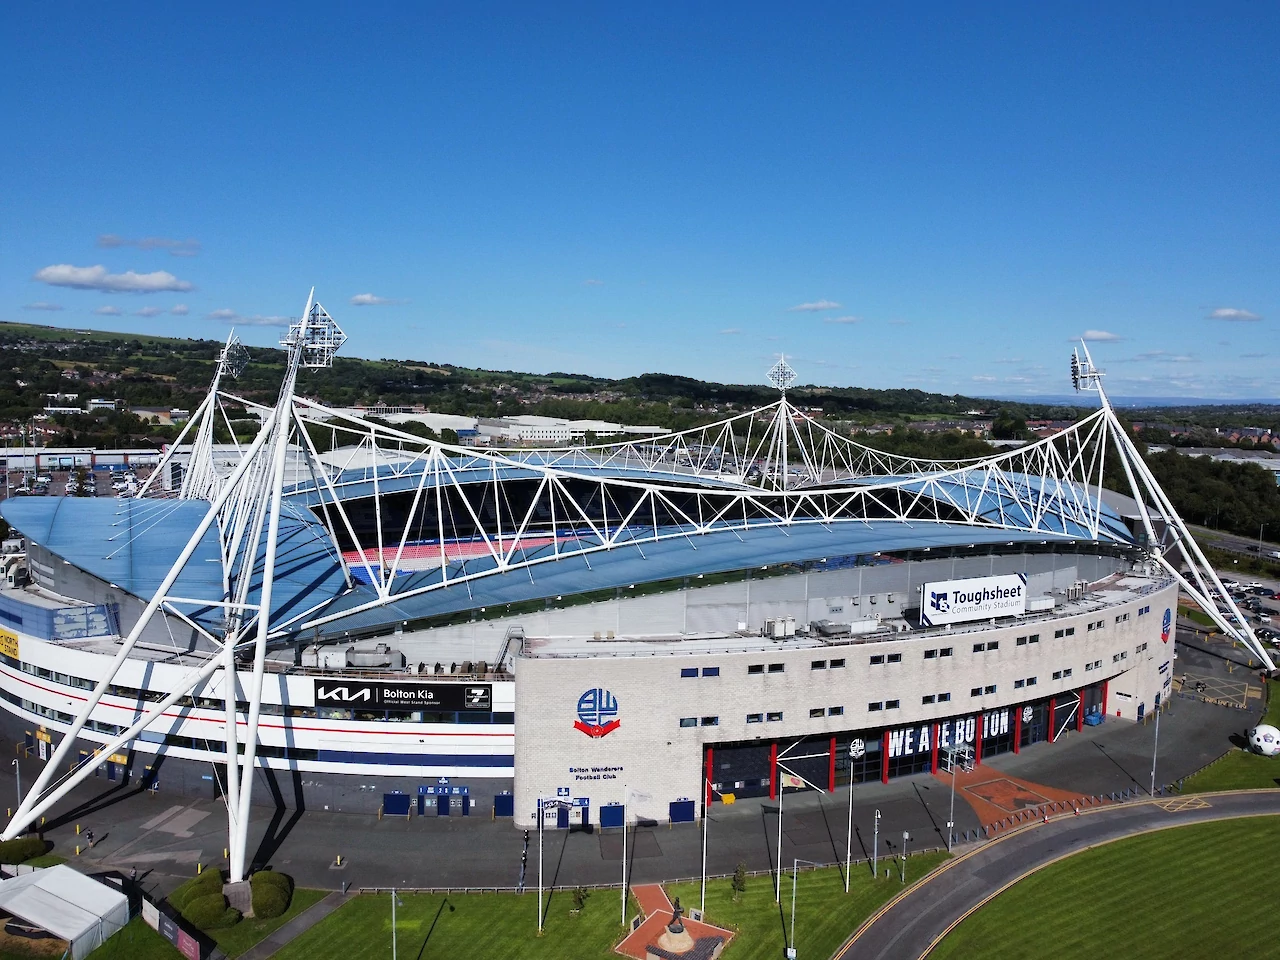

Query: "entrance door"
left=556, top=805, right=569, bottom=829
left=1053, top=692, right=1081, bottom=742
left=437, top=794, right=450, bottom=816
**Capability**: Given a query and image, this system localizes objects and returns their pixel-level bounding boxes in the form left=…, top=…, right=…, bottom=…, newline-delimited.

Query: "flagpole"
left=775, top=783, right=784, bottom=903
left=621, top=783, right=628, bottom=925
left=700, top=778, right=709, bottom=914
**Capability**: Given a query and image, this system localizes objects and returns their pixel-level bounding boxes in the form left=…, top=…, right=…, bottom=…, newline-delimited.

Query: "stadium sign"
left=575, top=688, right=621, bottom=738
left=312, top=680, right=491, bottom=711
left=920, top=574, right=1027, bottom=626
left=887, top=709, right=1010, bottom=759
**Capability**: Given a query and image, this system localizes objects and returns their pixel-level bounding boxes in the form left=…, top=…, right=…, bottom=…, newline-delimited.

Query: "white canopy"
left=0, top=865, right=129, bottom=960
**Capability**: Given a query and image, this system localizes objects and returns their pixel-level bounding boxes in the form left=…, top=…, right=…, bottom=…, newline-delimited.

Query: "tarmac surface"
left=835, top=789, right=1280, bottom=960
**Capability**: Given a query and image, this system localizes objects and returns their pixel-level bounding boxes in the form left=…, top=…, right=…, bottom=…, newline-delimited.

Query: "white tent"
left=0, top=865, right=129, bottom=959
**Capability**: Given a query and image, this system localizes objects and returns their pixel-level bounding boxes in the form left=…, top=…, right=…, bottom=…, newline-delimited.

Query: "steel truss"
left=4, top=304, right=1271, bottom=876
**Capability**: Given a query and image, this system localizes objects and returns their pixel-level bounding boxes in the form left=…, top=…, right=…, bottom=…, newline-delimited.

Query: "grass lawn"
left=22, top=855, right=65, bottom=868
left=273, top=852, right=949, bottom=960
left=273, top=887, right=637, bottom=960
left=930, top=817, right=1280, bottom=960
left=666, top=852, right=950, bottom=960
left=87, top=916, right=179, bottom=960
left=1177, top=604, right=1215, bottom=628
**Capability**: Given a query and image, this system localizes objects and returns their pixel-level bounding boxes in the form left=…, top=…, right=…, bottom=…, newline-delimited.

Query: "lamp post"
left=537, top=798, right=544, bottom=934
left=787, top=858, right=820, bottom=959
left=775, top=781, right=786, bottom=902
left=872, top=809, right=881, bottom=878
left=11, top=759, right=19, bottom=809
left=1149, top=697, right=1162, bottom=796
left=390, top=887, right=403, bottom=960
left=900, top=831, right=909, bottom=884
left=700, top=779, right=710, bottom=915
left=844, top=738, right=864, bottom=893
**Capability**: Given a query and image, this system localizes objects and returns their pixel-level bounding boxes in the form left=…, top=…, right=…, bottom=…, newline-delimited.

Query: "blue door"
left=556, top=805, right=569, bottom=829
left=437, top=794, right=450, bottom=816
left=461, top=795, right=471, bottom=817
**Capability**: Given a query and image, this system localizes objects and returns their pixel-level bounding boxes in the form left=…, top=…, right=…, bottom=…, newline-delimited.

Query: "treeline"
left=1143, top=449, right=1280, bottom=536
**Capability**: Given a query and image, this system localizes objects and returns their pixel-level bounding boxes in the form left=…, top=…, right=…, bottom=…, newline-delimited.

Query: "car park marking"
left=1154, top=796, right=1210, bottom=813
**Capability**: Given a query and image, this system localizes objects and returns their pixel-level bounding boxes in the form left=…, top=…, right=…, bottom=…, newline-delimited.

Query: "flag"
left=780, top=773, right=804, bottom=789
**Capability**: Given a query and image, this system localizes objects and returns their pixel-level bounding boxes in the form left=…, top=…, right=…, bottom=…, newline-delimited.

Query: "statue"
left=668, top=896, right=685, bottom=934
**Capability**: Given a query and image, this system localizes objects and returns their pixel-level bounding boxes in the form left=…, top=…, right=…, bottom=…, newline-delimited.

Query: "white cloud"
left=93, top=305, right=122, bottom=316
left=23, top=302, right=62, bottom=311
left=34, top=264, right=194, bottom=293
left=788, top=299, right=841, bottom=312
left=1079, top=329, right=1122, bottom=342
left=1131, top=351, right=1197, bottom=363
left=349, top=293, right=407, bottom=306
left=719, top=328, right=742, bottom=335
left=207, top=309, right=290, bottom=327
left=97, top=234, right=200, bottom=257
left=1209, top=307, right=1261, bottom=322
left=170, top=304, right=189, bottom=316
left=1241, top=352, right=1267, bottom=359
left=992, top=357, right=1023, bottom=365
left=823, top=315, right=862, bottom=325
left=972, top=374, right=998, bottom=382
left=582, top=279, right=605, bottom=287
left=134, top=306, right=163, bottom=318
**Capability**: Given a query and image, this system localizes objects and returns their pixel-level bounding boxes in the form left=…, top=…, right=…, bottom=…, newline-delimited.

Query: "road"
left=833, top=789, right=1280, bottom=960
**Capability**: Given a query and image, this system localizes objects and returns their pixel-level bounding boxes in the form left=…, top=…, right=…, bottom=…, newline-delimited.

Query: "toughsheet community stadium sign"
left=921, top=574, right=1027, bottom=626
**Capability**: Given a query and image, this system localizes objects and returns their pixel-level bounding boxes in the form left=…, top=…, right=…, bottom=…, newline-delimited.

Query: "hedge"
left=0, top=837, right=48, bottom=864
left=251, top=883, right=289, bottom=919
left=251, top=870, right=293, bottom=896
left=170, top=868, right=223, bottom=913
left=181, top=892, right=240, bottom=930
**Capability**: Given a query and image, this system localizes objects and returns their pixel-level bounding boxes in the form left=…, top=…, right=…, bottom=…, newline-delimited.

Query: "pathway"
left=616, top=883, right=734, bottom=960
left=237, top=890, right=353, bottom=960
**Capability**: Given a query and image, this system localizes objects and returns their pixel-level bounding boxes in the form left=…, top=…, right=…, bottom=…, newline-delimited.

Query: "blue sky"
left=2, top=3, right=1277, bottom=399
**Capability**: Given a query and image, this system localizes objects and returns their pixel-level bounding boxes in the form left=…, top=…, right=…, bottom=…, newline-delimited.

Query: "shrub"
left=251, top=883, right=288, bottom=919
left=170, top=869, right=223, bottom=913
left=731, top=861, right=747, bottom=900
left=0, top=836, right=48, bottom=864
left=181, top=892, right=240, bottom=930
left=251, top=869, right=293, bottom=897
left=571, top=886, right=588, bottom=912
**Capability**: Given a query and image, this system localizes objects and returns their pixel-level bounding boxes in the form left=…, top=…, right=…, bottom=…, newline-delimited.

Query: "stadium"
left=0, top=293, right=1264, bottom=882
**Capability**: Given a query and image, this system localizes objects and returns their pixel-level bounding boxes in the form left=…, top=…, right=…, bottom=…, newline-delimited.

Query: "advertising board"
left=312, top=679, right=491, bottom=710
left=920, top=574, right=1027, bottom=626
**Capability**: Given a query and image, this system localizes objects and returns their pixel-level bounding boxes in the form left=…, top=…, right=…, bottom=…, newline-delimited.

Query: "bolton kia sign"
left=920, top=574, right=1027, bottom=626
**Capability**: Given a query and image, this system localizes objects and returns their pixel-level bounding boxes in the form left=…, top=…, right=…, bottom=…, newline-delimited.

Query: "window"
left=768, top=663, right=785, bottom=674
left=987, top=641, right=999, bottom=651
left=870, top=654, right=885, bottom=665
left=887, top=652, right=902, bottom=663
left=1062, top=668, right=1072, bottom=678
left=868, top=701, right=884, bottom=712
left=681, top=667, right=698, bottom=678
left=1088, top=620, right=1105, bottom=632
left=924, top=648, right=938, bottom=659
left=1027, top=677, right=1037, bottom=686
left=886, top=699, right=901, bottom=709
left=970, top=687, right=982, bottom=697
left=701, top=716, right=719, bottom=726
left=1029, top=633, right=1040, bottom=643
left=702, top=667, right=720, bottom=677
left=1052, top=670, right=1062, bottom=680
left=810, top=708, right=825, bottom=719
left=1113, top=652, right=1127, bottom=663
left=830, top=658, right=846, bottom=668
left=938, top=692, right=951, bottom=703
left=811, top=660, right=827, bottom=670
left=748, top=664, right=764, bottom=675
left=922, top=694, right=936, bottom=704
left=1136, top=642, right=1148, bottom=654
left=984, top=684, right=996, bottom=694
left=1016, top=636, right=1028, bottom=646
left=747, top=713, right=763, bottom=723
left=1055, top=629, right=1064, bottom=638
left=940, top=647, right=953, bottom=657
left=973, top=643, right=985, bottom=653
left=679, top=717, right=697, bottom=728
left=1139, top=605, right=1151, bottom=616
left=766, top=711, right=783, bottom=722
left=828, top=706, right=844, bottom=716
left=1015, top=679, right=1025, bottom=689
left=1116, top=613, right=1130, bottom=623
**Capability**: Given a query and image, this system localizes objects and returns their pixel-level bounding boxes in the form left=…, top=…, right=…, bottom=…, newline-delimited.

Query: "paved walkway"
left=832, top=789, right=1280, bottom=960
left=237, top=890, right=352, bottom=960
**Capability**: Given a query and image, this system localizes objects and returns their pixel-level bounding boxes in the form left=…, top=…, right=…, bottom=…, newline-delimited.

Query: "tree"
left=731, top=861, right=747, bottom=900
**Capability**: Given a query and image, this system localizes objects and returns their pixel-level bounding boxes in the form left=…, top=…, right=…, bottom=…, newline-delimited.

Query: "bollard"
left=197, top=863, right=202, bottom=874
left=76, top=824, right=81, bottom=835
left=223, top=848, right=229, bottom=860
left=75, top=845, right=80, bottom=856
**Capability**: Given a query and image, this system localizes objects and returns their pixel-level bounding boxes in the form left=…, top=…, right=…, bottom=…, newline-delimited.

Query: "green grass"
left=87, top=916, right=180, bottom=960
left=666, top=853, right=950, bottom=960
left=1177, top=604, right=1216, bottom=628
left=273, top=888, right=637, bottom=960
left=272, top=853, right=949, bottom=960
left=930, top=817, right=1280, bottom=960
left=22, top=855, right=65, bottom=868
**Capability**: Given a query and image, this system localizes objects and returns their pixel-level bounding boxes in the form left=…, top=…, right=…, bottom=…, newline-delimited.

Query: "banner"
left=313, top=680, right=491, bottom=711
left=921, top=574, right=1027, bottom=626
left=141, top=901, right=159, bottom=931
